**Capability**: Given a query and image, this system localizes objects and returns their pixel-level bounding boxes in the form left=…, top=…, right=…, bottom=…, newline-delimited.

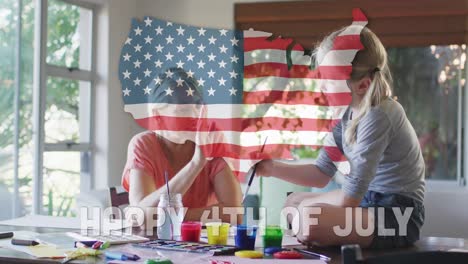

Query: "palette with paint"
left=133, top=239, right=238, bottom=256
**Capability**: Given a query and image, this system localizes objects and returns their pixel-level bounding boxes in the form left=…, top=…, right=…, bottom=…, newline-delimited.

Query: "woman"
left=122, top=68, right=242, bottom=224
left=256, top=28, right=425, bottom=249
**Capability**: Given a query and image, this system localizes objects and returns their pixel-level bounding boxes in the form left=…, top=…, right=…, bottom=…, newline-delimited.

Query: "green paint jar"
left=262, top=225, right=283, bottom=248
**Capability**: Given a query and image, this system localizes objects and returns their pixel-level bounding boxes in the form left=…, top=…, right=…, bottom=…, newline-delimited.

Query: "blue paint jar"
left=235, top=225, right=257, bottom=250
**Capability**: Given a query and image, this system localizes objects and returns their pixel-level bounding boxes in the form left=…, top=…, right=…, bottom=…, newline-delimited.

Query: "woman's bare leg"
left=293, top=202, right=375, bottom=248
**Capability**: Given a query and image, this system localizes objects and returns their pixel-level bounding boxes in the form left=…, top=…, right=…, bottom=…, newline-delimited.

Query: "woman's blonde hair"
left=314, top=27, right=393, bottom=145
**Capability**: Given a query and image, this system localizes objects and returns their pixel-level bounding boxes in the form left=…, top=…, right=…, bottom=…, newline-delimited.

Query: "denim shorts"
left=359, top=190, right=425, bottom=249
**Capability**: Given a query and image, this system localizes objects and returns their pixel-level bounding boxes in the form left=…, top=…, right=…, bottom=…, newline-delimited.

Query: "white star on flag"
left=133, top=60, right=141, bottom=68
left=134, top=27, right=142, bottom=35
left=186, top=70, right=194, bottom=78
left=207, top=87, right=216, bottom=96
left=155, top=44, right=164, bottom=52
left=218, top=77, right=226, bottom=86
left=134, top=44, right=142, bottom=52
left=230, top=37, right=239, bottom=46
left=176, top=60, right=185, bottom=68
left=176, top=45, right=185, bottom=53
left=144, top=17, right=152, bottom=27
left=144, top=52, right=152, bottom=60
left=208, top=53, right=216, bottom=61
left=230, top=55, right=239, bottom=63
left=133, top=77, right=141, bottom=86
left=219, top=29, right=228, bottom=36
left=155, top=26, right=163, bottom=35
left=198, top=44, right=206, bottom=52
left=186, top=87, right=194, bottom=96
left=155, top=60, right=163, bottom=68
left=176, top=26, right=185, bottom=35
left=219, top=45, right=227, bottom=53
left=208, top=36, right=217, bottom=44
left=197, top=28, right=206, bottom=36
left=229, top=70, right=238, bottom=79
left=186, top=53, right=195, bottom=61
left=176, top=78, right=184, bottom=87
left=122, top=70, right=131, bottom=79
left=187, top=36, right=195, bottom=45
left=144, top=36, right=153, bottom=44
left=207, top=69, right=216, bottom=78
left=166, top=35, right=174, bottom=44
left=228, top=87, right=237, bottom=96
left=197, top=60, right=205, bottom=69
left=123, top=87, right=131, bottom=96
left=123, top=53, right=131, bottom=61
left=165, top=69, right=174, bottom=78
left=165, top=87, right=174, bottom=96
left=198, top=78, right=205, bottom=86
left=154, top=76, right=162, bottom=85
left=165, top=52, right=174, bottom=61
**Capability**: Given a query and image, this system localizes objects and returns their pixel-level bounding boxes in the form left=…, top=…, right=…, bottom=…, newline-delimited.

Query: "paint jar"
left=157, top=193, right=184, bottom=240
left=206, top=222, right=230, bottom=245
left=262, top=225, right=283, bottom=248
left=181, top=221, right=202, bottom=242
left=235, top=225, right=257, bottom=250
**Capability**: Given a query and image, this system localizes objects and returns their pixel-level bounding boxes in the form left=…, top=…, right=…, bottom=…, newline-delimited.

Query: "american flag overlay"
left=119, top=9, right=368, bottom=180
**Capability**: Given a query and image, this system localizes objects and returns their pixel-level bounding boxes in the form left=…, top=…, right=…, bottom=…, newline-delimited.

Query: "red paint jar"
left=181, top=221, right=202, bottom=242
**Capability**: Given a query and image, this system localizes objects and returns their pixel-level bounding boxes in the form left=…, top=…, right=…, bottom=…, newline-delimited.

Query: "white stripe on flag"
left=244, top=78, right=350, bottom=93
left=124, top=103, right=349, bottom=120
left=319, top=50, right=359, bottom=66
left=244, top=50, right=311, bottom=66
left=154, top=130, right=333, bottom=147
left=223, top=158, right=350, bottom=175
left=223, top=157, right=261, bottom=174
left=224, top=157, right=346, bottom=175
left=334, top=161, right=350, bottom=175
left=243, top=29, right=272, bottom=38
left=339, top=23, right=367, bottom=36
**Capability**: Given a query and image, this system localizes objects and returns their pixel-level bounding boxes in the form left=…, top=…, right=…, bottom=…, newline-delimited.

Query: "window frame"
left=32, top=0, right=97, bottom=214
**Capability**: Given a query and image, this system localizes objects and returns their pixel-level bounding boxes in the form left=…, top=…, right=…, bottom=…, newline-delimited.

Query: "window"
left=388, top=45, right=465, bottom=182
left=0, top=0, right=95, bottom=219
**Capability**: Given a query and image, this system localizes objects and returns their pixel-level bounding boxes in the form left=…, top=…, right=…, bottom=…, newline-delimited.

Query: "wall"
left=137, top=0, right=287, bottom=29
left=421, top=185, right=468, bottom=238
left=94, top=0, right=144, bottom=189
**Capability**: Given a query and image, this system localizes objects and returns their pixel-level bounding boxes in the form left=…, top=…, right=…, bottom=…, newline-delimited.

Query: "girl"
left=122, top=69, right=242, bottom=224
left=256, top=28, right=425, bottom=249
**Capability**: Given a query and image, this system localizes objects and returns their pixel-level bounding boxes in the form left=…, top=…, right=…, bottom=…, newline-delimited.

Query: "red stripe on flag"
left=332, top=35, right=364, bottom=50
left=243, top=90, right=352, bottom=106
left=244, top=63, right=352, bottom=80
left=233, top=170, right=247, bottom=182
left=352, top=8, right=368, bottom=22
left=316, top=65, right=353, bottom=80
left=135, top=116, right=340, bottom=132
left=243, top=37, right=304, bottom=52
left=324, top=146, right=348, bottom=162
left=201, top=143, right=323, bottom=160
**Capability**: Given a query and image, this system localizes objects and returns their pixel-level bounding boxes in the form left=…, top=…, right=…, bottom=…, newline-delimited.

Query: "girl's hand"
left=191, top=143, right=208, bottom=169
left=193, top=104, right=217, bottom=161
